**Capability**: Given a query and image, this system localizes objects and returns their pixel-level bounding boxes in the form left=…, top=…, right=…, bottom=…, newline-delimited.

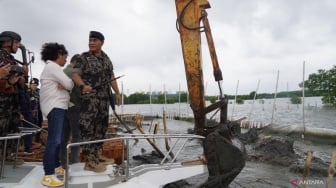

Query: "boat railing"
left=0, top=130, right=40, bottom=178
left=65, top=133, right=204, bottom=188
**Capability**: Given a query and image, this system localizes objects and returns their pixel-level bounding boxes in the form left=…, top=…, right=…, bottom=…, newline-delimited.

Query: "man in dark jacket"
left=29, top=78, right=43, bottom=144
left=18, top=71, right=34, bottom=155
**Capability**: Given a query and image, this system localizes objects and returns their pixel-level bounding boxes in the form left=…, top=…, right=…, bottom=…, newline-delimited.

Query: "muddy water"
left=116, top=97, right=335, bottom=187
left=124, top=119, right=335, bottom=188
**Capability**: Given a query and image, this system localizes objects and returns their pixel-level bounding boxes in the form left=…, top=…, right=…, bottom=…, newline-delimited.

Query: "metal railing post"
left=160, top=138, right=180, bottom=165
left=125, top=138, right=130, bottom=180
left=0, top=139, right=8, bottom=178
left=14, top=137, right=20, bottom=169
left=65, top=144, right=70, bottom=188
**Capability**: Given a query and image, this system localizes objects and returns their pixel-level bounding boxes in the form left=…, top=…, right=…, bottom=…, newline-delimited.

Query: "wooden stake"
left=326, top=151, right=336, bottom=188
left=301, top=151, right=312, bottom=188
left=134, top=115, right=165, bottom=158
left=302, top=61, right=306, bottom=140
left=163, top=110, right=175, bottom=159
left=153, top=123, right=159, bottom=143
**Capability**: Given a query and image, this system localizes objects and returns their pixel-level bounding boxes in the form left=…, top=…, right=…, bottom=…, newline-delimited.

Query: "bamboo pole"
left=301, top=151, right=313, bottom=188
left=178, top=83, right=181, bottom=118
left=248, top=79, right=260, bottom=119
left=326, top=151, right=336, bottom=188
left=121, top=81, right=124, bottom=114
left=163, top=110, right=175, bottom=159
left=231, top=80, right=239, bottom=120
left=149, top=84, right=152, bottom=116
left=153, top=123, right=159, bottom=144
left=302, top=61, right=306, bottom=140
left=271, top=70, right=279, bottom=125
left=163, top=84, right=167, bottom=111
left=134, top=115, right=165, bottom=158
left=287, top=82, right=290, bottom=110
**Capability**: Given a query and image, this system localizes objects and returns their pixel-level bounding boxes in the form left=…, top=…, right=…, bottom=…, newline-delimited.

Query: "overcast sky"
left=1, top=0, right=335, bottom=96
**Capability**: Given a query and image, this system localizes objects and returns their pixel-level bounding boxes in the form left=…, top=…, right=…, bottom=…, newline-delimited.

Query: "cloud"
left=1, top=0, right=335, bottom=96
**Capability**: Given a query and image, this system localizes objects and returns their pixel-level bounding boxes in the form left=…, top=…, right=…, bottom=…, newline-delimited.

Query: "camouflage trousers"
left=79, top=95, right=109, bottom=158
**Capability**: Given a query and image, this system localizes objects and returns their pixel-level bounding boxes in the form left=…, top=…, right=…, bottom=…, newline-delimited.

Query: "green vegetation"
left=207, top=96, right=218, bottom=103
left=290, top=95, right=302, bottom=104
left=236, top=97, right=244, bottom=104
left=224, top=90, right=314, bottom=101
left=301, top=65, right=336, bottom=106
left=122, top=92, right=189, bottom=104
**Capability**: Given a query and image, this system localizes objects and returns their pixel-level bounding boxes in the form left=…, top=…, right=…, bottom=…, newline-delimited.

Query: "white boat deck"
left=0, top=133, right=207, bottom=188
left=0, top=162, right=207, bottom=188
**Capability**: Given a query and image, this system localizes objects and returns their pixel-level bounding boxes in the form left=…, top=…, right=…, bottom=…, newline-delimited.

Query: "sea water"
left=114, top=96, right=335, bottom=130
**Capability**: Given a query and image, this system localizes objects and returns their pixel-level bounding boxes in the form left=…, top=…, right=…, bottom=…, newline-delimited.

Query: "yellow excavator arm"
left=175, top=0, right=227, bottom=136
left=175, top=1, right=245, bottom=186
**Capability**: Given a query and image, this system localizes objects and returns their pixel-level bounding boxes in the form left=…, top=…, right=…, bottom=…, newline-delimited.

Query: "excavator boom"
left=175, top=0, right=245, bottom=186
left=175, top=0, right=207, bottom=136
left=175, top=0, right=227, bottom=136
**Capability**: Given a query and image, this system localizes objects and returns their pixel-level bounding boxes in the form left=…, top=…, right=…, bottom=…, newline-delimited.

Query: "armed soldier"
left=72, top=31, right=121, bottom=172
left=0, top=31, right=25, bottom=164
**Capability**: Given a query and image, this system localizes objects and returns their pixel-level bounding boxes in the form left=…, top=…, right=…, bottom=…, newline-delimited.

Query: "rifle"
left=99, top=75, right=138, bottom=143
left=108, top=88, right=139, bottom=144
left=17, top=44, right=34, bottom=65
left=92, top=75, right=124, bottom=90
left=90, top=75, right=136, bottom=137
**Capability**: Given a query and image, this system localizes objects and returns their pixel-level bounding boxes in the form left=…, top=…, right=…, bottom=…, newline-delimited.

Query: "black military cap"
left=89, top=31, right=104, bottom=41
left=0, top=31, right=21, bottom=42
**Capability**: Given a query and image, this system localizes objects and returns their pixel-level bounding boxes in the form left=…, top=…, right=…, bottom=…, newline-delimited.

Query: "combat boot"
left=5, top=154, right=24, bottom=165
left=55, top=166, right=65, bottom=176
left=84, top=154, right=106, bottom=173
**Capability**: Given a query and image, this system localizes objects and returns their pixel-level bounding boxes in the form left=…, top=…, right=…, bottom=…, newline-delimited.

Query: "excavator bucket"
left=203, top=126, right=245, bottom=187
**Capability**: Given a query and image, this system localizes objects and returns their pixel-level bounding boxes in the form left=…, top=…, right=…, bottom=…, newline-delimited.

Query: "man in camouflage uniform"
left=72, top=31, right=121, bottom=172
left=0, top=31, right=24, bottom=163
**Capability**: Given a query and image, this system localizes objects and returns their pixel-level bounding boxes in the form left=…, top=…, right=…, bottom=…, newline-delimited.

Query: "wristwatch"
left=79, top=83, right=85, bottom=91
